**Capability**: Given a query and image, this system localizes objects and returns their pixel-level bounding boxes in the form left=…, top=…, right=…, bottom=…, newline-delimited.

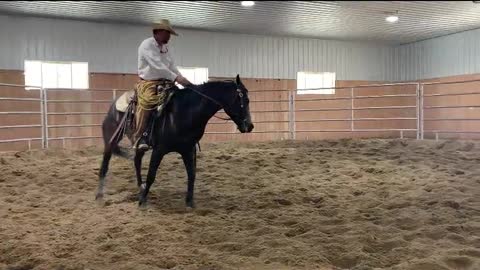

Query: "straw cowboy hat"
left=152, top=19, right=178, bottom=36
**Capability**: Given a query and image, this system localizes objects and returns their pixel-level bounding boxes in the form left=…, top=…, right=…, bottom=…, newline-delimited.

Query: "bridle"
left=188, top=83, right=246, bottom=122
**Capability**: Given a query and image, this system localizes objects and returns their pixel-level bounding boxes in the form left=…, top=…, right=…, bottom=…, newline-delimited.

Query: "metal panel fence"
left=421, top=79, right=480, bottom=140
left=293, top=82, right=420, bottom=140
left=0, top=83, right=44, bottom=150
left=1, top=79, right=480, bottom=151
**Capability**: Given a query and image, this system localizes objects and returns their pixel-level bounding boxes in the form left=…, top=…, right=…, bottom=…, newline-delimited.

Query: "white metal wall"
left=0, top=14, right=394, bottom=81
left=393, top=27, right=480, bottom=81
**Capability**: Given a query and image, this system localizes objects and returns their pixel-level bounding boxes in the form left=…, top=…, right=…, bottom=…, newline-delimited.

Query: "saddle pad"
left=115, top=90, right=135, bottom=112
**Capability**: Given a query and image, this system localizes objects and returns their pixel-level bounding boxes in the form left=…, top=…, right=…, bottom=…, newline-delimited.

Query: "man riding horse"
left=95, top=19, right=254, bottom=208
left=134, top=19, right=192, bottom=150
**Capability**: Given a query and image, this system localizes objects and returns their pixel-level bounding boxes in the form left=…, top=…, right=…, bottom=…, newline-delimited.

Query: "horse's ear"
left=236, top=74, right=241, bottom=85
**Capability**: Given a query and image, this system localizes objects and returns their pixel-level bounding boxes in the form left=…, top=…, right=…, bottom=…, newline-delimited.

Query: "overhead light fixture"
left=385, top=10, right=399, bottom=23
left=386, top=15, right=399, bottom=23
left=241, top=1, right=255, bottom=7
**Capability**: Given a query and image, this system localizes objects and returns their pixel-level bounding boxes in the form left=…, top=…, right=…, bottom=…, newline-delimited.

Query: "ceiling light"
left=386, top=15, right=399, bottom=23
left=241, top=1, right=255, bottom=7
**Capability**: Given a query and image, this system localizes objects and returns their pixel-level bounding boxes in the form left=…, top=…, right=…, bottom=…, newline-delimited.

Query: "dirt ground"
left=1, top=139, right=479, bottom=270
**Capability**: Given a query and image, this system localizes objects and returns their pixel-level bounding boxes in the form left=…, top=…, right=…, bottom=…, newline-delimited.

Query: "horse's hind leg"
left=95, top=114, right=117, bottom=201
left=96, top=147, right=112, bottom=201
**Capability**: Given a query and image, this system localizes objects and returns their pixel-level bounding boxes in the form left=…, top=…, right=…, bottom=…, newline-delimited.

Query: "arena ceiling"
left=1, top=1, right=480, bottom=44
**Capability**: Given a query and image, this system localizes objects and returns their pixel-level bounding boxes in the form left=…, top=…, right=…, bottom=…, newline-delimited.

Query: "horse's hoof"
left=186, top=201, right=196, bottom=209
left=185, top=206, right=195, bottom=212
left=95, top=193, right=104, bottom=201
left=95, top=196, right=105, bottom=207
left=139, top=200, right=148, bottom=210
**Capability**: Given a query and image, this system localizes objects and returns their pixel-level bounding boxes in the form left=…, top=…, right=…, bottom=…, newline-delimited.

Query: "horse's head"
left=223, top=75, right=254, bottom=133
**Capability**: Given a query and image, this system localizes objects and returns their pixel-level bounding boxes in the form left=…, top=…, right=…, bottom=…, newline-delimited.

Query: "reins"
left=187, top=84, right=234, bottom=121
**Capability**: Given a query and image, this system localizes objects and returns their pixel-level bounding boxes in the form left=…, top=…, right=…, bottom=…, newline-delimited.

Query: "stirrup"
left=133, top=136, right=150, bottom=150
left=136, top=143, right=150, bottom=151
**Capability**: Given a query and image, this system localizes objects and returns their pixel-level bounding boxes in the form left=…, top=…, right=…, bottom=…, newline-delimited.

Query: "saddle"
left=109, top=86, right=176, bottom=146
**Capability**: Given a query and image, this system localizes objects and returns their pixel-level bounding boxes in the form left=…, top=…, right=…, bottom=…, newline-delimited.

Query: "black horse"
left=95, top=75, right=254, bottom=208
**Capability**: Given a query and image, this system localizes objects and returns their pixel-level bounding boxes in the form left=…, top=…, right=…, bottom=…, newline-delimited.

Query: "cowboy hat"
left=152, top=19, right=178, bottom=36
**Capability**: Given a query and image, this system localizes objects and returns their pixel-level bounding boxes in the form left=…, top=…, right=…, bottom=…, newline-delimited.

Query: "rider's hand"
left=175, top=75, right=192, bottom=88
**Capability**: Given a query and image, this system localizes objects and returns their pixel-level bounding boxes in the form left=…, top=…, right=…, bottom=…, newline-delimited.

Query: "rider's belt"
left=139, top=77, right=174, bottom=89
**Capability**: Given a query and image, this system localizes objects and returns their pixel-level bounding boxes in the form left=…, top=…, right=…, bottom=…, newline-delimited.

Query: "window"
left=297, top=71, right=336, bottom=95
left=24, top=60, right=89, bottom=90
left=176, top=67, right=208, bottom=89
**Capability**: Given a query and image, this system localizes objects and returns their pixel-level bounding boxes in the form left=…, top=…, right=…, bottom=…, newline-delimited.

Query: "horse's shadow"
left=107, top=185, right=228, bottom=215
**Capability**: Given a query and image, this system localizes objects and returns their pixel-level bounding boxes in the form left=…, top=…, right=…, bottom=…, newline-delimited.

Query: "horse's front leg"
left=181, top=146, right=197, bottom=209
left=134, top=149, right=146, bottom=190
left=139, top=149, right=164, bottom=208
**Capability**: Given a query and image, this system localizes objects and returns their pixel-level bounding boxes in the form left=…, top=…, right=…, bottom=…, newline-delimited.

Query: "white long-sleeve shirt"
left=137, top=37, right=181, bottom=81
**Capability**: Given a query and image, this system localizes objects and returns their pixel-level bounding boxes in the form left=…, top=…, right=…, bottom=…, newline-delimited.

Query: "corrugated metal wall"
left=393, top=28, right=480, bottom=81
left=0, top=14, right=394, bottom=81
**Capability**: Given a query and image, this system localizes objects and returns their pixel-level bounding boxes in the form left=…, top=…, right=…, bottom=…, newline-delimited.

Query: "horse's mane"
left=197, top=80, right=235, bottom=90
left=174, top=80, right=235, bottom=98
left=170, top=80, right=236, bottom=106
